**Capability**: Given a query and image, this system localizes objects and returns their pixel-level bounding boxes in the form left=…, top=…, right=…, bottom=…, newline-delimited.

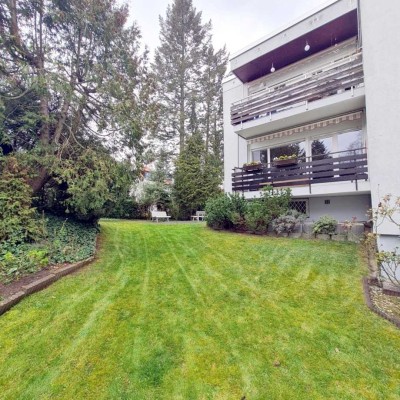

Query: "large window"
left=337, top=130, right=363, bottom=154
left=270, top=140, right=306, bottom=161
left=251, top=129, right=364, bottom=164
left=311, top=136, right=333, bottom=160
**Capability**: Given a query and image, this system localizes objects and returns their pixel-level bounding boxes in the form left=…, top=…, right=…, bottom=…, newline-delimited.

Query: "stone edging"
left=362, top=277, right=400, bottom=329
left=0, top=257, right=94, bottom=317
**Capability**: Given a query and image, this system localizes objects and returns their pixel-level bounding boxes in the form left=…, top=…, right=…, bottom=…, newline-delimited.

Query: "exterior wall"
left=361, top=0, right=400, bottom=243
left=223, top=75, right=246, bottom=192
left=308, top=194, right=370, bottom=222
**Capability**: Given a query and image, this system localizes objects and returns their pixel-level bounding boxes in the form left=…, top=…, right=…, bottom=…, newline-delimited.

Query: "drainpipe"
left=357, top=0, right=362, bottom=50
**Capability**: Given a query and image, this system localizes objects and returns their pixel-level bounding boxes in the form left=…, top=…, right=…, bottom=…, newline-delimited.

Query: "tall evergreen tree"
left=153, top=0, right=210, bottom=154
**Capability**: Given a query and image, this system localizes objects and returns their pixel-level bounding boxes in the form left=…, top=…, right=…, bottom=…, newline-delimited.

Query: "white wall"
left=361, top=0, right=400, bottom=239
left=308, top=194, right=371, bottom=222
left=223, top=76, right=245, bottom=192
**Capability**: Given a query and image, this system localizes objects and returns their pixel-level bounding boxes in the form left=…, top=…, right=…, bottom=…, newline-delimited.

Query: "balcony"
left=231, top=51, right=364, bottom=129
left=232, top=149, right=368, bottom=193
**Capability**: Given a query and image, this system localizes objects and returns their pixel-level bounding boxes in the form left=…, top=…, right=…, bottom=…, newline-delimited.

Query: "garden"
left=1, top=220, right=400, bottom=399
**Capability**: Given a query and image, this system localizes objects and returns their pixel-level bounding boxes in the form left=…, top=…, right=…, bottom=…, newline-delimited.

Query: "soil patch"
left=1, top=263, right=72, bottom=300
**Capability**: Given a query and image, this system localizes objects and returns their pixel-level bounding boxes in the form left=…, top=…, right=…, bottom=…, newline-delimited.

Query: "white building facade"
left=223, top=0, right=400, bottom=247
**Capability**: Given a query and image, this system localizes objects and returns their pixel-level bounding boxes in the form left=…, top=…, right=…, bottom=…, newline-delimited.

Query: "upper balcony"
left=231, top=50, right=364, bottom=138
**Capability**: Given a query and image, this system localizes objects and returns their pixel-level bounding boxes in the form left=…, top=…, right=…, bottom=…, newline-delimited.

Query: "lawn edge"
left=0, top=256, right=95, bottom=316
left=362, top=277, right=400, bottom=329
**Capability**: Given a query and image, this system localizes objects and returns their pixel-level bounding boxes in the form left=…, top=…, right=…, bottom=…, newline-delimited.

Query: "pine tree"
left=154, top=0, right=211, bottom=154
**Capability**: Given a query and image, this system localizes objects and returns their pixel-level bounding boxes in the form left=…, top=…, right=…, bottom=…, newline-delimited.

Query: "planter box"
left=273, top=158, right=298, bottom=167
left=243, top=164, right=263, bottom=172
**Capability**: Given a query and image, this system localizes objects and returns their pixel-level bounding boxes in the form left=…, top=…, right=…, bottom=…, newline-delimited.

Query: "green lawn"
left=1, top=221, right=400, bottom=399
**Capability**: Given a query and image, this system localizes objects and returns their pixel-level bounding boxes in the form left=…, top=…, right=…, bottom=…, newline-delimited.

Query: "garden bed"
left=0, top=214, right=98, bottom=285
left=364, top=278, right=400, bottom=329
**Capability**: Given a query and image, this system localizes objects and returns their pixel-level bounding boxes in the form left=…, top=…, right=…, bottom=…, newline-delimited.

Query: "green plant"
left=245, top=201, right=270, bottom=233
left=205, top=193, right=247, bottom=230
left=0, top=156, right=43, bottom=243
left=312, top=215, right=337, bottom=236
left=0, top=214, right=97, bottom=284
left=259, top=186, right=292, bottom=220
left=243, top=161, right=262, bottom=167
left=0, top=247, right=48, bottom=283
left=45, top=215, right=98, bottom=264
left=273, top=154, right=297, bottom=161
left=272, top=210, right=305, bottom=235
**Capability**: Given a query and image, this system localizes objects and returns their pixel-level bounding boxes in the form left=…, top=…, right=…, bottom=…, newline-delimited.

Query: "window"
left=252, top=149, right=269, bottom=164
left=290, top=199, right=308, bottom=215
left=337, top=130, right=363, bottom=155
left=270, top=140, right=306, bottom=161
left=311, top=136, right=332, bottom=160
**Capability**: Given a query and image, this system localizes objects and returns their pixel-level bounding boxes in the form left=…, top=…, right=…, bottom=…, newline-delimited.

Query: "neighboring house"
left=223, top=0, right=400, bottom=249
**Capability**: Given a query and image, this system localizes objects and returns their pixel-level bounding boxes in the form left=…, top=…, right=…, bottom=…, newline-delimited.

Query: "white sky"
left=125, top=0, right=334, bottom=57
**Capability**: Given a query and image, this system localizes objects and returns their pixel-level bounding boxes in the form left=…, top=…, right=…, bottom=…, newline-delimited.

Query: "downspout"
left=357, top=0, right=362, bottom=50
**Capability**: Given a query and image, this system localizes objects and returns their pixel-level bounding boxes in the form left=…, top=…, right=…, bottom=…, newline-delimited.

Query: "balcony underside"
left=232, top=152, right=368, bottom=193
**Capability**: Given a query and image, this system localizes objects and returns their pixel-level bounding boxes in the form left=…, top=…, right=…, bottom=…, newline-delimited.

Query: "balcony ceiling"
left=232, top=9, right=358, bottom=83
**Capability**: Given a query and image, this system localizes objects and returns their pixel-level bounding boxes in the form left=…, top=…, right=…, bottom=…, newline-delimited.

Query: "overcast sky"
left=125, top=0, right=334, bottom=58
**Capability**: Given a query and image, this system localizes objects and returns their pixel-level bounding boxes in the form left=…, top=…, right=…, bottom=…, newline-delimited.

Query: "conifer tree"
left=173, top=132, right=220, bottom=218
left=154, top=0, right=210, bottom=154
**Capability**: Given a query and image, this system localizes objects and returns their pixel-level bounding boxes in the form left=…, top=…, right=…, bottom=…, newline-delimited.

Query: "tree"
left=138, top=149, right=172, bottom=212
left=0, top=0, right=154, bottom=195
left=200, top=44, right=228, bottom=162
left=173, top=132, right=220, bottom=219
left=153, top=0, right=211, bottom=154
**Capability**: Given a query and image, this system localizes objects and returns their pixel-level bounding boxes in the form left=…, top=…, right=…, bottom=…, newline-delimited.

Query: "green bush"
left=205, top=193, right=247, bottom=230
left=259, top=186, right=292, bottom=220
left=0, top=214, right=98, bottom=283
left=312, top=215, right=337, bottom=235
left=245, top=201, right=270, bottom=233
left=206, top=187, right=292, bottom=233
left=0, top=246, right=48, bottom=283
left=44, top=215, right=98, bottom=264
left=0, top=156, right=43, bottom=243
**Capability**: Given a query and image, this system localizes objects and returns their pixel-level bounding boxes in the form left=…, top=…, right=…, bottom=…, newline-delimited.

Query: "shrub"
left=205, top=193, right=247, bottom=230
left=245, top=201, right=270, bottom=233
left=0, top=156, right=43, bottom=243
left=312, top=215, right=337, bottom=235
left=259, top=186, right=292, bottom=220
left=377, top=249, right=400, bottom=287
left=272, top=210, right=305, bottom=235
left=0, top=214, right=98, bottom=283
left=45, top=215, right=98, bottom=264
left=0, top=247, right=48, bottom=283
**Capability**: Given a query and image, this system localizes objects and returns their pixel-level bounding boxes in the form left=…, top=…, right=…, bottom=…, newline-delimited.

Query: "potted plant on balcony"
left=273, top=154, right=298, bottom=167
left=243, top=161, right=263, bottom=172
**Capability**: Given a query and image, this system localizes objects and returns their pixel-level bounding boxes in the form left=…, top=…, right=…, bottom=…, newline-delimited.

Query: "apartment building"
left=223, top=0, right=400, bottom=248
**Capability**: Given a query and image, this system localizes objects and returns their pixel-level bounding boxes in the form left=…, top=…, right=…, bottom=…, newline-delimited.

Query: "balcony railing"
left=231, top=51, right=364, bottom=126
left=232, top=149, right=368, bottom=192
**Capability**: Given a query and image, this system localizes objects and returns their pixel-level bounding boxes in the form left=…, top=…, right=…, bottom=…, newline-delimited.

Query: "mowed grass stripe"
left=0, top=220, right=399, bottom=399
